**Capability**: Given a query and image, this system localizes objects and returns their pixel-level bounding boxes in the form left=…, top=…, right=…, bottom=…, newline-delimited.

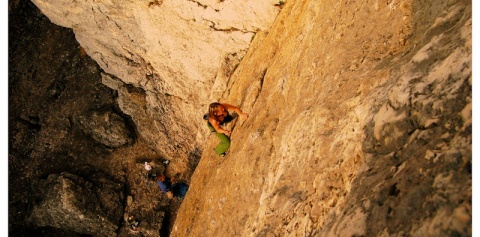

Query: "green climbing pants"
left=207, top=122, right=231, bottom=155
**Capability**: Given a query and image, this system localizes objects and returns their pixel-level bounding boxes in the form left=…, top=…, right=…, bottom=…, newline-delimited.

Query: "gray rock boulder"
left=77, top=110, right=133, bottom=148
left=29, top=172, right=125, bottom=237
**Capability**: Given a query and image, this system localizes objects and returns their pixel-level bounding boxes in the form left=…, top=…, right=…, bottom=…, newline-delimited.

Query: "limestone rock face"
left=29, top=172, right=125, bottom=236
left=171, top=0, right=472, bottom=236
left=31, top=0, right=281, bottom=171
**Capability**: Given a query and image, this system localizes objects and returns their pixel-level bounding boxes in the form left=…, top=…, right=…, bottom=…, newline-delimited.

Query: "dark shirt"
left=207, top=113, right=234, bottom=132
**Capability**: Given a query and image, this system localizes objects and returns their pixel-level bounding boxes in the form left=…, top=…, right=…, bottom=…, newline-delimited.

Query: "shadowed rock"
left=77, top=110, right=134, bottom=148
left=28, top=172, right=125, bottom=236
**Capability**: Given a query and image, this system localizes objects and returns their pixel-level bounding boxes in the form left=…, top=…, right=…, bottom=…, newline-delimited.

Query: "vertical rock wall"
left=172, top=0, right=471, bottom=236
left=31, top=0, right=281, bottom=171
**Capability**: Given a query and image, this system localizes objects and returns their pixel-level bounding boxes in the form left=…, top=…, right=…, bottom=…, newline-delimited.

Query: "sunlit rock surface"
left=172, top=0, right=471, bottom=236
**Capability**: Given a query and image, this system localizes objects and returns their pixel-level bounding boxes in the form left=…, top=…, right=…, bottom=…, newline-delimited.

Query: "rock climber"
left=206, top=102, right=249, bottom=157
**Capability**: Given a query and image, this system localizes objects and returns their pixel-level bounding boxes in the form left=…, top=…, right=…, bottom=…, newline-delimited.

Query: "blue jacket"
left=157, top=179, right=172, bottom=193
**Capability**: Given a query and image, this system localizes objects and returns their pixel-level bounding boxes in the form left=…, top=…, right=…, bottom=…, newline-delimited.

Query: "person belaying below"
left=156, top=174, right=189, bottom=199
left=206, top=102, right=249, bottom=156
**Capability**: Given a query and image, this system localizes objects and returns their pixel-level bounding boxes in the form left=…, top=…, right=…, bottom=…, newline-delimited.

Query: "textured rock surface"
left=77, top=110, right=134, bottom=148
left=171, top=0, right=471, bottom=236
left=29, top=172, right=124, bottom=237
left=10, top=0, right=471, bottom=236
left=31, top=0, right=281, bottom=172
left=9, top=2, right=171, bottom=235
